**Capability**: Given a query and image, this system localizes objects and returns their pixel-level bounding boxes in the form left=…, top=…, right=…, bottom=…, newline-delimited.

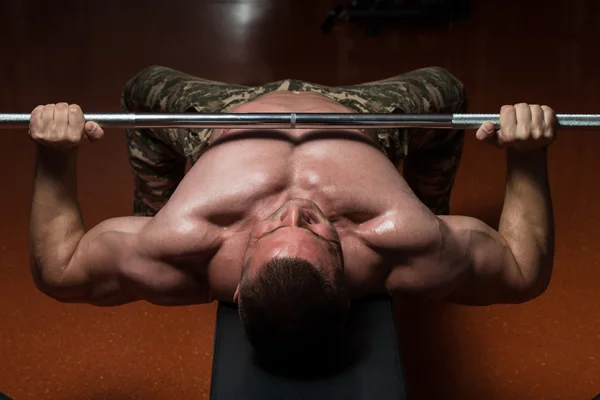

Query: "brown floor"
left=1, top=0, right=599, bottom=399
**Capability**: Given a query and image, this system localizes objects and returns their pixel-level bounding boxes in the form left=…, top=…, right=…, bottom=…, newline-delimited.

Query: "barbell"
left=1, top=112, right=599, bottom=130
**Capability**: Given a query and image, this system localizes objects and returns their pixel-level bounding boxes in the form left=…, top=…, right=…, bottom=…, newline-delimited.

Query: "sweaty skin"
left=136, top=91, right=435, bottom=300
left=28, top=96, right=555, bottom=307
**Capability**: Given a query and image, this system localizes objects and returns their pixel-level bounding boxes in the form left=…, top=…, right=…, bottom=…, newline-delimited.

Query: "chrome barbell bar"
left=1, top=113, right=599, bottom=130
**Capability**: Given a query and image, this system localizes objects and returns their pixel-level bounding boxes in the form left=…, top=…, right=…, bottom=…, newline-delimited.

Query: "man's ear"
left=233, top=285, right=240, bottom=304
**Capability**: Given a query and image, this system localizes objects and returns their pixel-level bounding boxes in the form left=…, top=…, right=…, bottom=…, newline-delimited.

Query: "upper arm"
left=49, top=216, right=210, bottom=306
left=48, top=217, right=151, bottom=305
left=436, top=215, right=531, bottom=305
left=384, top=215, right=535, bottom=305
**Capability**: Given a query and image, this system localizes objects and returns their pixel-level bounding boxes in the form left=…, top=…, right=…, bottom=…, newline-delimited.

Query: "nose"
left=280, top=204, right=309, bottom=227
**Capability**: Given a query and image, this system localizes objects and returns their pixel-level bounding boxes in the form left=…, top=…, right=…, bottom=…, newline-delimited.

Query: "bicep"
left=438, top=216, right=527, bottom=305
left=60, top=217, right=210, bottom=306
left=384, top=215, right=527, bottom=305
left=56, top=217, right=151, bottom=305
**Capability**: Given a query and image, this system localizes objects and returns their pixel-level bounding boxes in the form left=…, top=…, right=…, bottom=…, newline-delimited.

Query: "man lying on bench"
left=27, top=66, right=555, bottom=366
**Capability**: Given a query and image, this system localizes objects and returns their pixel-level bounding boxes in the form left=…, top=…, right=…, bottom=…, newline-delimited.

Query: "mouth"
left=258, top=225, right=322, bottom=241
left=256, top=226, right=341, bottom=253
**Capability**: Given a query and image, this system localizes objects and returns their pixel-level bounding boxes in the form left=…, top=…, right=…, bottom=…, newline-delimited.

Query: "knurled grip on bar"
left=451, top=114, right=600, bottom=129
left=1, top=113, right=599, bottom=130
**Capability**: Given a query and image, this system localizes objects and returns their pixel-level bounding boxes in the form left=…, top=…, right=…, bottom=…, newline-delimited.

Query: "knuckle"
left=30, top=131, right=47, bottom=142
left=501, top=129, right=514, bottom=141
left=69, top=104, right=82, bottom=113
left=532, top=119, right=543, bottom=131
left=532, top=128, right=543, bottom=139
left=517, top=126, right=530, bottom=139
left=56, top=102, right=68, bottom=109
left=541, top=105, right=554, bottom=113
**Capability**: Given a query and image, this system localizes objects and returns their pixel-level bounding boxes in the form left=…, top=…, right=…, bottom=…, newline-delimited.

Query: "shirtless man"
left=28, top=66, right=555, bottom=361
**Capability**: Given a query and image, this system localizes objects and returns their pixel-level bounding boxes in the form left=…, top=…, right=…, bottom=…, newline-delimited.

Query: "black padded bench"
left=210, top=296, right=407, bottom=400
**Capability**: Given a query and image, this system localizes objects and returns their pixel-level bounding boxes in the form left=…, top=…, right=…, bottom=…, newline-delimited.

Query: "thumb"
left=84, top=121, right=104, bottom=141
left=475, top=122, right=497, bottom=143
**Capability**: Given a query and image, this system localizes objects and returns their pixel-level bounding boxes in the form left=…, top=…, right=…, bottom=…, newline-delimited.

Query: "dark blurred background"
left=1, top=0, right=599, bottom=399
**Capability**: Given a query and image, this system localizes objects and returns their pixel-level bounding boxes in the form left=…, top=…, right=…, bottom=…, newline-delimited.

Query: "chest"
left=176, top=132, right=405, bottom=219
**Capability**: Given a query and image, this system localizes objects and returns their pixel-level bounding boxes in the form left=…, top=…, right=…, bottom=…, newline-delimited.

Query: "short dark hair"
left=238, top=257, right=349, bottom=364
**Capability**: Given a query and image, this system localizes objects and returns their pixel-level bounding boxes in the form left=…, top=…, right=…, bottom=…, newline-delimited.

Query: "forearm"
left=499, top=148, right=554, bottom=291
left=29, top=146, right=85, bottom=287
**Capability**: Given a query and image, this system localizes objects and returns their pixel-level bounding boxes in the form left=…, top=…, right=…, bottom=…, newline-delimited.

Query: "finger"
left=84, top=121, right=104, bottom=141
left=67, top=104, right=85, bottom=139
left=529, top=104, right=544, bottom=139
left=541, top=105, right=557, bottom=140
left=498, top=105, right=516, bottom=145
left=28, top=105, right=46, bottom=142
left=53, top=103, right=69, bottom=138
left=514, top=103, right=532, bottom=140
left=475, top=121, right=497, bottom=142
left=41, top=104, right=56, bottom=136
left=29, top=105, right=45, bottom=133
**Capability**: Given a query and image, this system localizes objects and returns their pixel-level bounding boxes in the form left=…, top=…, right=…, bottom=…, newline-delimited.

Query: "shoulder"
left=357, top=205, right=443, bottom=254
left=134, top=209, right=224, bottom=261
left=119, top=215, right=218, bottom=305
